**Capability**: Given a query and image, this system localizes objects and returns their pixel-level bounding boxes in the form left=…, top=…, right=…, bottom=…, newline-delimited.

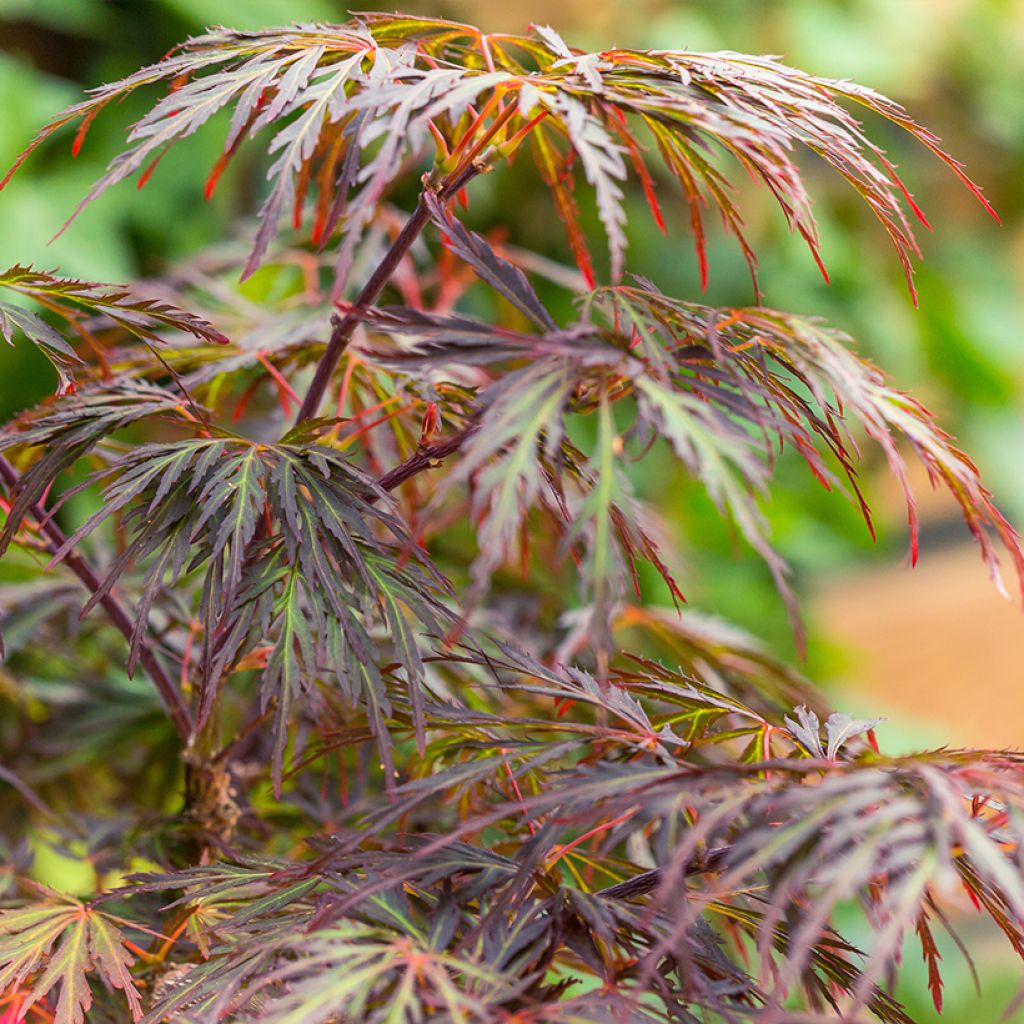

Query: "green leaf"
left=0, top=899, right=141, bottom=1024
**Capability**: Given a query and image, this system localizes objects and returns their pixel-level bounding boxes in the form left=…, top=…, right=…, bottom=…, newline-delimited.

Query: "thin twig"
left=294, top=161, right=484, bottom=425
left=0, top=454, right=193, bottom=740
left=376, top=424, right=476, bottom=494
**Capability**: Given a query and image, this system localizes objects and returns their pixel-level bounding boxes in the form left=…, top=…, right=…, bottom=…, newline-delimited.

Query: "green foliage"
left=0, top=11, right=1021, bottom=1024
left=0, top=892, right=142, bottom=1024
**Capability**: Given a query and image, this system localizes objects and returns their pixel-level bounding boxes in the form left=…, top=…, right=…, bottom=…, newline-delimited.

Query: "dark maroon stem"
left=376, top=425, right=476, bottom=494
left=294, top=165, right=481, bottom=426
left=0, top=455, right=193, bottom=740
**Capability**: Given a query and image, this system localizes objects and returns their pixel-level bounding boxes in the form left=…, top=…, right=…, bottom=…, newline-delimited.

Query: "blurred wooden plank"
left=817, top=542, right=1024, bottom=750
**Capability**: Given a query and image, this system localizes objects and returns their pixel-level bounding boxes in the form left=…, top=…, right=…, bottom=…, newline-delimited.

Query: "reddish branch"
left=0, top=454, right=193, bottom=740
left=295, top=162, right=484, bottom=425
left=376, top=425, right=476, bottom=494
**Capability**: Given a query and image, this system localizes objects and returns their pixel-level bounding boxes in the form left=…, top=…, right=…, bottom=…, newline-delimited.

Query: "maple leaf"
left=0, top=265, right=227, bottom=397
left=0, top=895, right=142, bottom=1024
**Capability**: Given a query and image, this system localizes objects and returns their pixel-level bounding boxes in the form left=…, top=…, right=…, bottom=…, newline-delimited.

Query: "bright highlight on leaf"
left=1, top=16, right=994, bottom=298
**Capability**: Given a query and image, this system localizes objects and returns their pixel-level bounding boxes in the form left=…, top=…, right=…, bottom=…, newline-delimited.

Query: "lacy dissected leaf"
left=364, top=306, right=681, bottom=640
left=0, top=382, right=196, bottom=558
left=361, top=266, right=1024, bottom=659
left=495, top=749, right=1024, bottom=1021
left=602, top=283, right=1024, bottom=603
left=126, top=842, right=772, bottom=1024
left=635, top=370, right=801, bottom=633
left=405, top=18, right=992, bottom=295
left=261, top=637, right=1019, bottom=1021
left=8, top=655, right=993, bottom=1024
left=228, top=924, right=511, bottom=1024
left=0, top=266, right=227, bottom=396
left=364, top=305, right=606, bottom=371
left=425, top=192, right=557, bottom=331
left=0, top=266, right=228, bottom=347
left=557, top=603, right=822, bottom=717
left=497, top=638, right=820, bottom=756
left=783, top=705, right=883, bottom=761
left=0, top=298, right=80, bottom=397
left=436, top=358, right=574, bottom=585
left=0, top=896, right=142, bottom=1024
left=2, top=24, right=509, bottom=289
left=207, top=823, right=915, bottom=1023
left=558, top=389, right=683, bottom=664
left=3, top=17, right=992, bottom=295
left=529, top=43, right=993, bottom=296
left=0, top=14, right=1020, bottom=1024
left=315, top=738, right=1017, bottom=1021
left=46, top=436, right=453, bottom=788
left=109, top=857, right=518, bottom=1023
left=92, top=253, right=401, bottom=429
left=125, top=850, right=908, bottom=1024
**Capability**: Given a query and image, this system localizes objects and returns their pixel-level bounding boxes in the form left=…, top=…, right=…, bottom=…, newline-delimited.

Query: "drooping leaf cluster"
left=0, top=13, right=1022, bottom=1024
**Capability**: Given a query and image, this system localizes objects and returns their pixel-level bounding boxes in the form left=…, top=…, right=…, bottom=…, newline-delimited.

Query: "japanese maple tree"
left=0, top=13, right=1022, bottom=1024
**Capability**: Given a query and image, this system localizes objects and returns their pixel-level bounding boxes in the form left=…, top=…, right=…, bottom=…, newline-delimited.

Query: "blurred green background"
left=1, top=0, right=1022, bottom=1018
